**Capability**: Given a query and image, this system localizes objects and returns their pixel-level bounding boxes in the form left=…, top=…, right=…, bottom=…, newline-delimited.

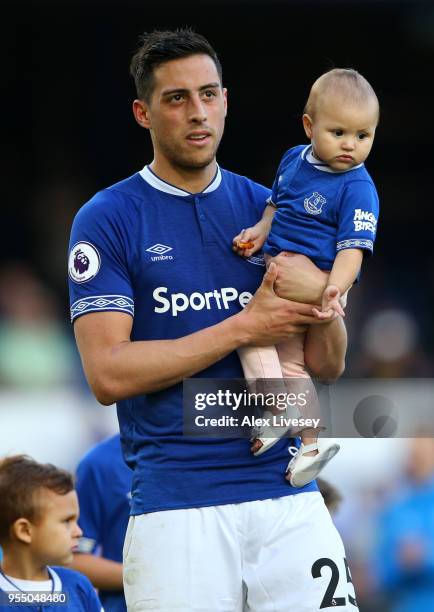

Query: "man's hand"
left=258, top=253, right=347, bottom=381
left=312, top=284, right=345, bottom=320
left=271, top=252, right=329, bottom=304
left=237, top=263, right=326, bottom=347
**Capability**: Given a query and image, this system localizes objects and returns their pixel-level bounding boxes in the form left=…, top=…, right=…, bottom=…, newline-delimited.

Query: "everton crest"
left=304, top=192, right=327, bottom=215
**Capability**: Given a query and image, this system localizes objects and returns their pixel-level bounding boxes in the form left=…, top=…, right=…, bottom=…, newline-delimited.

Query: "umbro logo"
left=146, top=243, right=174, bottom=262
left=146, top=244, right=173, bottom=255
left=246, top=254, right=265, bottom=267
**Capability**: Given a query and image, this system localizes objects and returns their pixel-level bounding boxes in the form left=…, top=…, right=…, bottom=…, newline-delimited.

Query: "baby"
left=234, top=68, right=380, bottom=486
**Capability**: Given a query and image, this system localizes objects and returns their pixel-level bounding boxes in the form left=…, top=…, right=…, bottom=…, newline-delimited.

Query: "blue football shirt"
left=264, top=145, right=379, bottom=270
left=0, top=567, right=102, bottom=611
left=68, top=165, right=318, bottom=515
left=76, top=435, right=132, bottom=612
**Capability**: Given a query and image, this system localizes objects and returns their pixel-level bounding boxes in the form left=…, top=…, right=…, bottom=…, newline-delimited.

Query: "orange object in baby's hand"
left=236, top=240, right=255, bottom=250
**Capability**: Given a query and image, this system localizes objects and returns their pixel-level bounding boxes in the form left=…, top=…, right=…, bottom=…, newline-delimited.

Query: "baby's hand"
left=312, top=285, right=345, bottom=320
left=232, top=225, right=267, bottom=258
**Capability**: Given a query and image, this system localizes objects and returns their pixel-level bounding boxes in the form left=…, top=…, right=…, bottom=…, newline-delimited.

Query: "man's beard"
left=159, top=134, right=222, bottom=171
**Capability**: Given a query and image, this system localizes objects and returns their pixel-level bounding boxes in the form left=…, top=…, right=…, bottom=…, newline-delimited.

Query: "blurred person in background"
left=0, top=261, right=117, bottom=470
left=374, top=437, right=434, bottom=612
left=71, top=434, right=132, bottom=612
left=350, top=307, right=432, bottom=378
left=0, top=263, right=77, bottom=388
left=316, top=477, right=343, bottom=516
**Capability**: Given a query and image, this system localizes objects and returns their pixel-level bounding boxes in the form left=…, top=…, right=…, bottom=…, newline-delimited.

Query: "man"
left=69, top=29, right=355, bottom=611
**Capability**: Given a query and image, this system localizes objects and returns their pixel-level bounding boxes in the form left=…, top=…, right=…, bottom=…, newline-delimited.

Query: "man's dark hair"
left=0, top=455, right=74, bottom=544
left=130, top=28, right=223, bottom=102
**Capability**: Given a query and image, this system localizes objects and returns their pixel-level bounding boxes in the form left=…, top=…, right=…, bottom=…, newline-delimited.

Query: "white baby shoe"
left=251, top=411, right=293, bottom=456
left=286, top=439, right=340, bottom=487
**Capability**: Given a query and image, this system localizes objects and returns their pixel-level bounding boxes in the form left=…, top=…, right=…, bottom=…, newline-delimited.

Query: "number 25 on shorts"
left=312, top=557, right=358, bottom=609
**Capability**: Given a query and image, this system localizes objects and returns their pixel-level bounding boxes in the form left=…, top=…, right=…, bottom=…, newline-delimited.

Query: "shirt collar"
left=0, top=568, right=62, bottom=592
left=48, top=568, right=62, bottom=592
left=139, top=165, right=222, bottom=196
left=302, top=145, right=364, bottom=173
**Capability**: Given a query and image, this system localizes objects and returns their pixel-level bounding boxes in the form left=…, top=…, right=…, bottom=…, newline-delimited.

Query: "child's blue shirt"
left=0, top=566, right=102, bottom=611
left=264, top=145, right=379, bottom=270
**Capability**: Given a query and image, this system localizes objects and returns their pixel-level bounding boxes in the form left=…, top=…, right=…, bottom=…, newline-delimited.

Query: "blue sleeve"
left=75, top=455, right=103, bottom=555
left=270, top=171, right=280, bottom=206
left=78, top=574, right=104, bottom=612
left=269, top=150, right=292, bottom=206
left=68, top=190, right=134, bottom=323
left=252, top=182, right=271, bottom=217
left=336, top=180, right=379, bottom=255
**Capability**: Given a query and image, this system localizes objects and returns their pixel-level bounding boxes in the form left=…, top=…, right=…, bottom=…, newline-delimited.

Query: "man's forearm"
left=70, top=554, right=123, bottom=591
left=304, top=316, right=347, bottom=383
left=76, top=312, right=249, bottom=405
left=76, top=264, right=325, bottom=404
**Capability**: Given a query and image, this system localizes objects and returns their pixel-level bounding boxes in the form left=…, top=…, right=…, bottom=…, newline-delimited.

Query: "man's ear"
left=302, top=114, right=313, bottom=139
left=222, top=87, right=228, bottom=117
left=12, top=518, right=33, bottom=544
left=132, top=99, right=152, bottom=129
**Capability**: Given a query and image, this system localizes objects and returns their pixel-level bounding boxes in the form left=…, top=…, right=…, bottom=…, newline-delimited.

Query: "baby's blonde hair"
left=304, top=68, right=379, bottom=122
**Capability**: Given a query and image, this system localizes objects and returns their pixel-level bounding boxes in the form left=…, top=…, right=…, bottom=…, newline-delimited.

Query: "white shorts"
left=123, top=492, right=358, bottom=611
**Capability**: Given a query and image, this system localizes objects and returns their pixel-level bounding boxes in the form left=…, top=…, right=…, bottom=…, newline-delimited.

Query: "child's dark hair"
left=0, top=455, right=74, bottom=544
left=130, top=28, right=222, bottom=102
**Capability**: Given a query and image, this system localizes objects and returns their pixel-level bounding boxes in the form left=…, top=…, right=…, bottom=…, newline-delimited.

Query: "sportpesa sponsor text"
left=153, top=286, right=253, bottom=316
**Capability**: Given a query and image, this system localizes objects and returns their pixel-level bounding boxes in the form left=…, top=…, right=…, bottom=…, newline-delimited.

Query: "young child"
left=0, top=455, right=103, bottom=611
left=234, top=68, right=380, bottom=486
